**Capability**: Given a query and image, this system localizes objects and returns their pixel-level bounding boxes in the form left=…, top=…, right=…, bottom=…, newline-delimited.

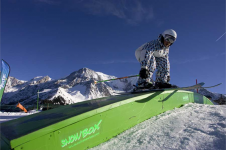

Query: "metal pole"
left=37, top=90, right=39, bottom=111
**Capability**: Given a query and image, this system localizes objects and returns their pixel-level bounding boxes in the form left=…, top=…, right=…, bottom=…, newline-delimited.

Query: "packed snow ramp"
left=0, top=90, right=213, bottom=150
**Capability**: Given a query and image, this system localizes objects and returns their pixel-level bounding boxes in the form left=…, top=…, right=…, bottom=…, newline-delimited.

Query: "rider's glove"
left=139, top=68, right=149, bottom=79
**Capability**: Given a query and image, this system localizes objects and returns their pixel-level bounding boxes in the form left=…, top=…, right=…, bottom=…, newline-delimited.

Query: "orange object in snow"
left=16, top=102, right=28, bottom=113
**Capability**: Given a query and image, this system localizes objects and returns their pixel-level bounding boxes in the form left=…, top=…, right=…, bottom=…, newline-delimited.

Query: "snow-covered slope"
left=90, top=103, right=226, bottom=150
left=190, top=88, right=225, bottom=101
left=2, top=68, right=138, bottom=105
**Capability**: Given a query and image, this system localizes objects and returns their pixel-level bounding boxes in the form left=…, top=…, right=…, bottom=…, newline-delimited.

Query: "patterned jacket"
left=137, top=34, right=170, bottom=69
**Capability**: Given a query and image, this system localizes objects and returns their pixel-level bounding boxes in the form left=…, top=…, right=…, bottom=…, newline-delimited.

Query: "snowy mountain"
left=2, top=68, right=137, bottom=105
left=2, top=68, right=224, bottom=106
left=190, top=88, right=225, bottom=101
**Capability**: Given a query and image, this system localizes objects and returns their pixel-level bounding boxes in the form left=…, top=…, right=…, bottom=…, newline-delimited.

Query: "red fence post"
left=196, top=79, right=198, bottom=93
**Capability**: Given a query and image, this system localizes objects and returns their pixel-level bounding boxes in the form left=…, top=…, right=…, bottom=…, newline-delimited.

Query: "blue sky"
left=1, top=0, right=225, bottom=94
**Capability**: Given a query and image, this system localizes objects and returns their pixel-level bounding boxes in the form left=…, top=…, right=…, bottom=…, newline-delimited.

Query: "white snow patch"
left=90, top=103, right=226, bottom=150
left=6, top=87, right=19, bottom=93
left=0, top=110, right=41, bottom=123
left=49, top=87, right=85, bottom=104
left=67, top=85, right=87, bottom=103
left=96, top=72, right=127, bottom=91
left=38, top=89, right=52, bottom=93
left=57, top=79, right=67, bottom=83
left=96, top=72, right=116, bottom=80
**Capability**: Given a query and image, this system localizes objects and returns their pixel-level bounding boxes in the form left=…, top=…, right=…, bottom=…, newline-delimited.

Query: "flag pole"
left=37, top=90, right=39, bottom=111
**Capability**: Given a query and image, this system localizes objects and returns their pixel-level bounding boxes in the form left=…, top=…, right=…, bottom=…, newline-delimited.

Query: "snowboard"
left=201, top=83, right=222, bottom=89
left=115, top=82, right=221, bottom=95
left=131, top=82, right=205, bottom=94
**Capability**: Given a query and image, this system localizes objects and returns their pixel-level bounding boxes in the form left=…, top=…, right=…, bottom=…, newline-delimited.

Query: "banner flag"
left=16, top=102, right=28, bottom=113
left=0, top=59, right=10, bottom=103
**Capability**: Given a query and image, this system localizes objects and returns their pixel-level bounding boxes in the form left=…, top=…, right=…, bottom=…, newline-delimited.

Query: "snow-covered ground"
left=0, top=110, right=40, bottom=123
left=90, top=103, right=226, bottom=150
left=0, top=103, right=225, bottom=150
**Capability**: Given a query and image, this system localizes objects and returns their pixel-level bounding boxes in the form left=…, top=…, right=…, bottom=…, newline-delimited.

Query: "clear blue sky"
left=1, top=0, right=225, bottom=94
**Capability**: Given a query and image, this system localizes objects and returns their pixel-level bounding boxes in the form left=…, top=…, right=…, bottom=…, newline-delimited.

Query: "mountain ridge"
left=2, top=68, right=224, bottom=106
left=2, top=68, right=137, bottom=105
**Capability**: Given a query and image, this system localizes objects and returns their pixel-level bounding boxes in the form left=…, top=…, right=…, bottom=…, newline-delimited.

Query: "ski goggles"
left=164, top=34, right=176, bottom=43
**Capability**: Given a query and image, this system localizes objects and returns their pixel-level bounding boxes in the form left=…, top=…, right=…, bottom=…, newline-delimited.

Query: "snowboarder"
left=135, top=29, right=177, bottom=89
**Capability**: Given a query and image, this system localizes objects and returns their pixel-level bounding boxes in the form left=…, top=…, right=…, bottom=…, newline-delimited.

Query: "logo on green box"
left=61, top=120, right=102, bottom=148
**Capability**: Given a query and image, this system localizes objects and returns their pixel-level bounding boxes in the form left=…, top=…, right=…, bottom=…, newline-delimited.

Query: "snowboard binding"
left=133, top=82, right=177, bottom=92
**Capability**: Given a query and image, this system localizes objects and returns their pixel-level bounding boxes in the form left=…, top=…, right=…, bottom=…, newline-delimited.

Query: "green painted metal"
left=0, top=90, right=213, bottom=150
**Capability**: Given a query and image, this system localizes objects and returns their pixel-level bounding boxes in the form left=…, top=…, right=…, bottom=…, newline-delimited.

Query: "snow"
left=96, top=72, right=138, bottom=91
left=0, top=110, right=41, bottom=123
left=1, top=103, right=225, bottom=150
left=47, top=87, right=86, bottom=104
left=57, top=79, right=67, bottom=83
left=6, top=86, right=19, bottom=93
left=90, top=103, right=226, bottom=150
left=96, top=72, right=116, bottom=80
left=67, top=85, right=87, bottom=103
left=27, top=76, right=52, bottom=85
left=30, top=76, right=43, bottom=83
left=38, top=89, right=52, bottom=93
left=49, top=88, right=73, bottom=101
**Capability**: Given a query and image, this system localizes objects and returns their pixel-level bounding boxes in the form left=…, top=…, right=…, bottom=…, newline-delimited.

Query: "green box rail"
left=0, top=90, right=213, bottom=150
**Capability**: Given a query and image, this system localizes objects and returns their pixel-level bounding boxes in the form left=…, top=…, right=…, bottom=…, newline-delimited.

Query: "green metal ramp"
left=0, top=90, right=213, bottom=150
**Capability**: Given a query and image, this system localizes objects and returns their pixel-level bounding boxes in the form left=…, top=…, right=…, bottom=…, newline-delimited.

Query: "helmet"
left=162, top=29, right=177, bottom=43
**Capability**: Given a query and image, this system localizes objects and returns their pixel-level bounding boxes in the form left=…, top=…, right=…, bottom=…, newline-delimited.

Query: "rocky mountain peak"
left=65, top=68, right=99, bottom=84
left=28, top=76, right=52, bottom=85
left=76, top=68, right=97, bottom=77
left=2, top=68, right=134, bottom=106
